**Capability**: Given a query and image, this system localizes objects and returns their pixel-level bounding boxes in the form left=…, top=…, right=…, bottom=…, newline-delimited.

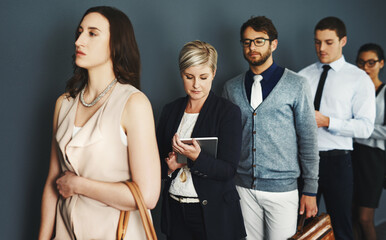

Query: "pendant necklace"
left=80, top=78, right=117, bottom=107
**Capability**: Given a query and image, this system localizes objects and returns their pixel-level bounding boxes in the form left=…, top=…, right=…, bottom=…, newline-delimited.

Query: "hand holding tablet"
left=176, top=137, right=218, bottom=163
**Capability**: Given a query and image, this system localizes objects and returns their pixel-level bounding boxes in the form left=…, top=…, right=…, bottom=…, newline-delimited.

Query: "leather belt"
left=319, top=149, right=351, bottom=157
left=169, top=194, right=200, bottom=203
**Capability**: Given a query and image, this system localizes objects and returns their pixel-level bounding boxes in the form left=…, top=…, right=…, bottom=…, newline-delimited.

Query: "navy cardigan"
left=156, top=91, right=246, bottom=240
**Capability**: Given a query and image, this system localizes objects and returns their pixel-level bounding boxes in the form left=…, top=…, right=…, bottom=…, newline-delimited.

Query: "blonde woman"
left=156, top=40, right=246, bottom=240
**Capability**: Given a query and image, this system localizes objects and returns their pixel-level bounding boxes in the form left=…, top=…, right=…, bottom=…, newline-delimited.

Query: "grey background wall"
left=1, top=0, right=385, bottom=239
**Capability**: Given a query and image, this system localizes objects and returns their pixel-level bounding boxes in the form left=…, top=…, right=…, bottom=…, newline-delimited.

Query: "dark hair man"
left=299, top=16, right=376, bottom=240
left=223, top=16, right=319, bottom=239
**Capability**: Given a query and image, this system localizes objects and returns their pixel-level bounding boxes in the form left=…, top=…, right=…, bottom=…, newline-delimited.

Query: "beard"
left=244, top=47, right=272, bottom=66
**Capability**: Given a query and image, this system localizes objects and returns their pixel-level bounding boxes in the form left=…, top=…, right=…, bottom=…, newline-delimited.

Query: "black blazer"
left=156, top=91, right=246, bottom=240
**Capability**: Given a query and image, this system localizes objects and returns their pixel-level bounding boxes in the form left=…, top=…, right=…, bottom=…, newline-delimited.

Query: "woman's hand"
left=56, top=171, right=79, bottom=199
left=171, top=133, right=201, bottom=161
left=165, top=151, right=186, bottom=175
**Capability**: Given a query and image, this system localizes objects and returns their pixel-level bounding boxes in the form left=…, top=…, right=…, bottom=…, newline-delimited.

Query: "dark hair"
left=356, top=43, right=385, bottom=63
left=240, top=16, right=278, bottom=41
left=66, top=6, right=141, bottom=98
left=314, top=17, right=346, bottom=40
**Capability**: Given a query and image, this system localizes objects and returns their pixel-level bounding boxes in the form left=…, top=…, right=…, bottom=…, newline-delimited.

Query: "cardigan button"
left=252, top=148, right=256, bottom=152
left=202, top=200, right=208, bottom=205
left=253, top=131, right=256, bottom=134
left=253, top=113, right=257, bottom=116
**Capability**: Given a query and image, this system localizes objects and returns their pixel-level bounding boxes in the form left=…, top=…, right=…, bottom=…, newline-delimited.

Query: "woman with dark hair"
left=352, top=43, right=385, bottom=240
left=39, top=6, right=160, bottom=240
left=157, top=40, right=246, bottom=240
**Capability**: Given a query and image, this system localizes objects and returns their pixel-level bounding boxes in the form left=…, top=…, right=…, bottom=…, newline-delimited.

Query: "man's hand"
left=315, top=111, right=329, bottom=128
left=299, top=195, right=318, bottom=218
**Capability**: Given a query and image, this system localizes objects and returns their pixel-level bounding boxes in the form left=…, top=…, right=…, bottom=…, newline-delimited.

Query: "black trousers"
left=167, top=196, right=207, bottom=240
left=317, top=152, right=354, bottom=240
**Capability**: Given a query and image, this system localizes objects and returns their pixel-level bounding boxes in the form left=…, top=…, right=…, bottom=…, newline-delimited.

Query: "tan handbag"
left=289, top=213, right=335, bottom=240
left=117, top=181, right=157, bottom=240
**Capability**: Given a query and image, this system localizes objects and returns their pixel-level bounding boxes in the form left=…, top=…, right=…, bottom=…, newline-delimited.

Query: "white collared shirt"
left=299, top=56, right=376, bottom=151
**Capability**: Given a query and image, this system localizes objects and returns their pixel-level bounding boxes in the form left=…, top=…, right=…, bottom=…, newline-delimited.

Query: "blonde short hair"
left=179, top=40, right=218, bottom=73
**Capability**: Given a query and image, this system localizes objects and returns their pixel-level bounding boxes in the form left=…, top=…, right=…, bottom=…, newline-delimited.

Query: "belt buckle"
left=171, top=194, right=184, bottom=203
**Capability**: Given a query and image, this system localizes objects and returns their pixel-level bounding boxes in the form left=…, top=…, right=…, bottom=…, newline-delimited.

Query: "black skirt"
left=352, top=143, right=385, bottom=208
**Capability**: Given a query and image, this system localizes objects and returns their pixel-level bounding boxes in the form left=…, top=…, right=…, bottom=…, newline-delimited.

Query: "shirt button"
left=202, top=200, right=208, bottom=205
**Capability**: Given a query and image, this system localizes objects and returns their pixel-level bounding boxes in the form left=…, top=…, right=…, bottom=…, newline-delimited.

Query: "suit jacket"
left=156, top=91, right=246, bottom=240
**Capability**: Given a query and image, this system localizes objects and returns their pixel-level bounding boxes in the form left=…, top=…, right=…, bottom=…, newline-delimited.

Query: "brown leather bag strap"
left=118, top=181, right=157, bottom=240
left=117, top=210, right=130, bottom=240
left=125, top=181, right=157, bottom=240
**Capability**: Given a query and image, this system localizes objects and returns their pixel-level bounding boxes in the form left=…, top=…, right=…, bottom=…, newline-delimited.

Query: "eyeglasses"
left=357, top=59, right=380, bottom=68
left=240, top=38, right=271, bottom=48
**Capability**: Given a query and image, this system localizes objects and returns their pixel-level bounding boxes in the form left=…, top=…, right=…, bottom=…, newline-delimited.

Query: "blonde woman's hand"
left=165, top=151, right=186, bottom=175
left=56, top=171, right=79, bottom=199
left=171, top=133, right=201, bottom=161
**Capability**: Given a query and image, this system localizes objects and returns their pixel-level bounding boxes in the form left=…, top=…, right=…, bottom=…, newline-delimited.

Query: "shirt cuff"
left=327, top=116, right=342, bottom=133
left=302, top=192, right=317, bottom=196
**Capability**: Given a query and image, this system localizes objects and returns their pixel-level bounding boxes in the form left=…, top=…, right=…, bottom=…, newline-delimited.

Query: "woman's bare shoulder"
left=51, top=93, right=71, bottom=130
left=121, top=91, right=154, bottom=131
left=124, top=91, right=152, bottom=111
left=54, top=93, right=72, bottom=115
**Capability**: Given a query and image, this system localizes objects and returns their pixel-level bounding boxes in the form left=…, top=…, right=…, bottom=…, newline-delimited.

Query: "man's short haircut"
left=240, top=16, right=278, bottom=41
left=315, top=17, right=347, bottom=39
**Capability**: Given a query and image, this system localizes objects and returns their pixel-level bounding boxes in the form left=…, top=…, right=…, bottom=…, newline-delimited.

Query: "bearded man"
left=222, top=16, right=320, bottom=240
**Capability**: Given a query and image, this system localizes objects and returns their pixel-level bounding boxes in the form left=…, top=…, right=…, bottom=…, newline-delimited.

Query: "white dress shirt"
left=299, top=56, right=375, bottom=151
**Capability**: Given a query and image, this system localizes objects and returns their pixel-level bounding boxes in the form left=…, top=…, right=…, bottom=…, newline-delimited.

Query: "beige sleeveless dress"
left=54, top=83, right=147, bottom=240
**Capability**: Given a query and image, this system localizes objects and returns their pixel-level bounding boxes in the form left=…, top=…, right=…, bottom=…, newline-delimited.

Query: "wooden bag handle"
left=117, top=181, right=157, bottom=240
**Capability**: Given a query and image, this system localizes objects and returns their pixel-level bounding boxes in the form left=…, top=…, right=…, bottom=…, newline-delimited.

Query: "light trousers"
left=236, top=186, right=298, bottom=240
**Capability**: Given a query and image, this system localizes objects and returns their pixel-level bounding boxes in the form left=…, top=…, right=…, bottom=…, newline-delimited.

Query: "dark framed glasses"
left=240, top=38, right=271, bottom=48
left=357, top=59, right=380, bottom=68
